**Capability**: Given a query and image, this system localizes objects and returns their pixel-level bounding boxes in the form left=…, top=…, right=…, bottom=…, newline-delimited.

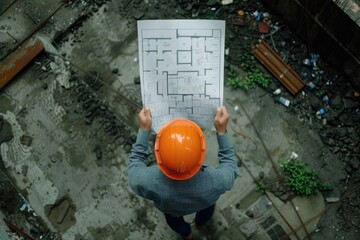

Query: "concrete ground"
left=0, top=1, right=355, bottom=240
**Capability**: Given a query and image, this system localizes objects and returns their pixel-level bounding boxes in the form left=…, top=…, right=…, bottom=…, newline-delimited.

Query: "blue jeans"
left=164, top=204, right=215, bottom=237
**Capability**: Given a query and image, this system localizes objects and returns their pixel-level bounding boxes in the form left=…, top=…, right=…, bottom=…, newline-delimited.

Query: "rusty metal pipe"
left=0, top=39, right=44, bottom=90
left=255, top=42, right=302, bottom=91
left=253, top=47, right=296, bottom=93
left=253, top=40, right=305, bottom=95
left=253, top=47, right=299, bottom=94
left=252, top=47, right=298, bottom=93
left=259, top=41, right=304, bottom=89
left=0, top=2, right=66, bottom=63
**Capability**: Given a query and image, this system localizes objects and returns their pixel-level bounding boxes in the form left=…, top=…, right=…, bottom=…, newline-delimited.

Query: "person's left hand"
left=138, top=107, right=152, bottom=131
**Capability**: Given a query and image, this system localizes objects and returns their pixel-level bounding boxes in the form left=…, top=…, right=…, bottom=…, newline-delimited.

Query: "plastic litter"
left=289, top=152, right=299, bottom=159
left=322, top=95, right=329, bottom=104
left=316, top=108, right=325, bottom=119
left=279, top=97, right=290, bottom=107
left=273, top=88, right=281, bottom=95
left=307, top=81, right=316, bottom=90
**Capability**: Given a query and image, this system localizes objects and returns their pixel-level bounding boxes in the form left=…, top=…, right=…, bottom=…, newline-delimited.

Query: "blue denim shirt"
left=128, top=129, right=239, bottom=216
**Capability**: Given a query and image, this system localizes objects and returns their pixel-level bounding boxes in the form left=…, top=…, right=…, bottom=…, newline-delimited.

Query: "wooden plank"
left=252, top=40, right=305, bottom=95
left=0, top=39, right=44, bottom=90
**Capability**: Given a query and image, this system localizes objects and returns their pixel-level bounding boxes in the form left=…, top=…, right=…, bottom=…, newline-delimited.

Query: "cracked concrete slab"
left=1, top=1, right=358, bottom=240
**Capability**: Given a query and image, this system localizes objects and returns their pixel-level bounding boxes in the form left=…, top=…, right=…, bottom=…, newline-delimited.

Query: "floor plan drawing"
left=137, top=20, right=225, bottom=133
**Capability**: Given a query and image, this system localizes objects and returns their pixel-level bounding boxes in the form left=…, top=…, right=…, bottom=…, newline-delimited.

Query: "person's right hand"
left=214, top=106, right=229, bottom=135
left=138, top=107, right=152, bottom=131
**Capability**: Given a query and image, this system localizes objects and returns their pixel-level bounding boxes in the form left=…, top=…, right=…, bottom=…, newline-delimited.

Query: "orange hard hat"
left=154, top=119, right=206, bottom=180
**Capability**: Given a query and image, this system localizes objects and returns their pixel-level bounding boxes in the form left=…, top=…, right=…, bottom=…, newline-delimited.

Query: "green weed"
left=279, top=159, right=332, bottom=196
left=256, top=180, right=267, bottom=193
left=226, top=45, right=270, bottom=90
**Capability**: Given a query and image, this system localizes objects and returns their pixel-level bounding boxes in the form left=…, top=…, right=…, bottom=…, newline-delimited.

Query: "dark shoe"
left=195, top=223, right=206, bottom=230
left=181, top=233, right=193, bottom=240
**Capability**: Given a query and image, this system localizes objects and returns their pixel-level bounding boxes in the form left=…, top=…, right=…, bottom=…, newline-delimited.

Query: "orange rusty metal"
left=0, top=39, right=44, bottom=90
left=252, top=40, right=305, bottom=95
left=3, top=218, right=34, bottom=240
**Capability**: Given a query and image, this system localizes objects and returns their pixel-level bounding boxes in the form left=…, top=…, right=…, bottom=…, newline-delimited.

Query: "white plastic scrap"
left=289, top=152, right=299, bottom=160
left=221, top=0, right=234, bottom=5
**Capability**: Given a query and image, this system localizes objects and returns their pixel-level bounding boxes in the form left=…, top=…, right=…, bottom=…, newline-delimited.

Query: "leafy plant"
left=238, top=46, right=257, bottom=71
left=225, top=66, right=241, bottom=88
left=279, top=159, right=332, bottom=196
left=226, top=44, right=270, bottom=90
left=256, top=180, right=267, bottom=193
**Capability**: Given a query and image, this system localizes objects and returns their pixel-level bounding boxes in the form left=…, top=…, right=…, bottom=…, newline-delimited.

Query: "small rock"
left=348, top=129, right=358, bottom=141
left=221, top=0, right=234, bottom=5
left=132, top=10, right=145, bottom=20
left=331, top=95, right=342, bottom=109
left=20, top=135, right=33, bottom=146
left=332, top=146, right=340, bottom=153
left=325, top=138, right=336, bottom=147
left=349, top=158, right=359, bottom=170
left=207, top=0, right=219, bottom=7
left=92, top=189, right=100, bottom=199
left=134, top=76, right=140, bottom=84
left=94, top=0, right=103, bottom=7
left=309, top=94, right=322, bottom=109
left=124, top=143, right=132, bottom=153
left=239, top=220, right=259, bottom=238
left=84, top=118, right=92, bottom=125
left=325, top=197, right=340, bottom=203
left=279, top=192, right=290, bottom=202
left=94, top=146, right=102, bottom=160
left=245, top=209, right=254, bottom=218
left=334, top=127, right=347, bottom=137
left=343, top=98, right=356, bottom=109
left=346, top=165, right=353, bottom=174
left=340, top=148, right=347, bottom=153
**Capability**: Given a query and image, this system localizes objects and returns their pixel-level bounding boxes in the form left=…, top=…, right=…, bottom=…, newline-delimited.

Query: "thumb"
left=215, top=107, right=222, bottom=118
left=143, top=106, right=150, bottom=115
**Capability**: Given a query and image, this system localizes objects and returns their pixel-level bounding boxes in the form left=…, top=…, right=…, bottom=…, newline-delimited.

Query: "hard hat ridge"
left=154, top=119, right=206, bottom=180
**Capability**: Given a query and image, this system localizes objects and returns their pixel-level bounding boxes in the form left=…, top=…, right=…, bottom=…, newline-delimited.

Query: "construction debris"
left=0, top=39, right=44, bottom=90
left=252, top=40, right=305, bottom=95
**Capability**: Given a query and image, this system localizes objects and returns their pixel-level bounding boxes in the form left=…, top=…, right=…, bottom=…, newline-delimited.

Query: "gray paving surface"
left=0, top=1, right=347, bottom=239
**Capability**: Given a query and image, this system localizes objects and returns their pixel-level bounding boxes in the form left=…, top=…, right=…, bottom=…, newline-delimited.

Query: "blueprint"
left=137, top=20, right=225, bottom=133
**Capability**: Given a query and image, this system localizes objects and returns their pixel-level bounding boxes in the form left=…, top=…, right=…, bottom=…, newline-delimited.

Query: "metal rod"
left=0, top=2, right=66, bottom=63
left=0, top=0, right=19, bottom=17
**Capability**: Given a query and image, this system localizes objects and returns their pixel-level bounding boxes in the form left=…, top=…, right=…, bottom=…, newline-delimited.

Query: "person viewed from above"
left=128, top=106, right=239, bottom=239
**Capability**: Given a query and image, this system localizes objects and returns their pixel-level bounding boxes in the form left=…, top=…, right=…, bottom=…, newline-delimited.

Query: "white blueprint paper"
left=137, top=20, right=225, bottom=133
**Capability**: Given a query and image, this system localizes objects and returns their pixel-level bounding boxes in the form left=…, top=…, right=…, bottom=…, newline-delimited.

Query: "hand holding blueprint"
left=137, top=20, right=225, bottom=133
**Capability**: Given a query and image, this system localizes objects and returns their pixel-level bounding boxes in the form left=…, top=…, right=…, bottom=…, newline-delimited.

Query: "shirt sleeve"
left=216, top=132, right=240, bottom=190
left=128, top=128, right=151, bottom=196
